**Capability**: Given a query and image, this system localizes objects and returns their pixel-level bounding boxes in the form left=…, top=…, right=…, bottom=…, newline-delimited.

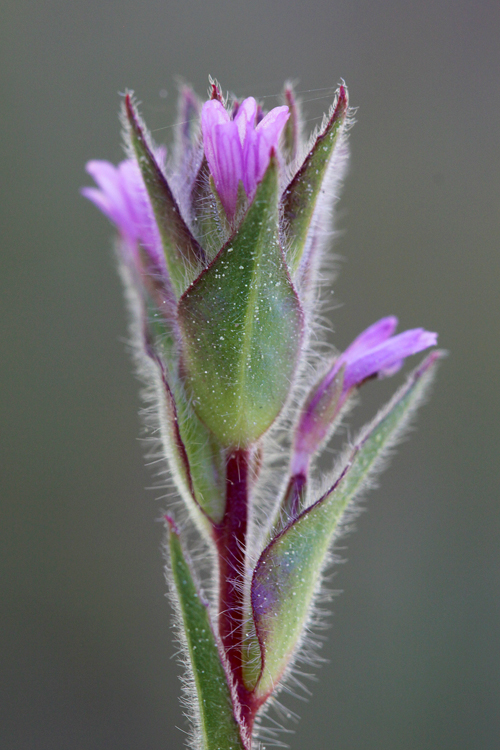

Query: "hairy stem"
left=214, top=449, right=257, bottom=741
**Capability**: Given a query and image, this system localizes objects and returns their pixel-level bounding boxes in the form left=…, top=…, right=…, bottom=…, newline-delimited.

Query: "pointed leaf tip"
left=164, top=514, right=178, bottom=533
left=282, top=84, right=349, bottom=277
left=124, top=94, right=206, bottom=293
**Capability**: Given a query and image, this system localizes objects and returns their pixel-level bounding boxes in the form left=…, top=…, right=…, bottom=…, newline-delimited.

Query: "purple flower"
left=82, top=158, right=164, bottom=268
left=291, top=317, right=437, bottom=475
left=201, top=97, right=289, bottom=219
left=338, top=317, right=438, bottom=391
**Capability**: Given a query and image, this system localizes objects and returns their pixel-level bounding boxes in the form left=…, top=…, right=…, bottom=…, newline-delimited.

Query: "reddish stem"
left=214, top=449, right=258, bottom=739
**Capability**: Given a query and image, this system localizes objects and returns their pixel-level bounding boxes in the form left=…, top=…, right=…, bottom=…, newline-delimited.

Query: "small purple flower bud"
left=201, top=97, right=289, bottom=219
left=340, top=318, right=438, bottom=391
left=291, top=317, right=437, bottom=475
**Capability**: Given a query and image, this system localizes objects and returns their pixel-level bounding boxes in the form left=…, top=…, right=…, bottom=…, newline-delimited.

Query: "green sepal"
left=136, top=274, right=227, bottom=526
left=167, top=521, right=246, bottom=750
left=249, top=352, right=442, bottom=697
left=190, top=157, right=225, bottom=259
left=154, top=349, right=227, bottom=527
left=119, top=248, right=202, bottom=525
left=152, top=342, right=227, bottom=525
left=282, top=85, right=348, bottom=276
left=209, top=174, right=249, bottom=239
left=178, top=155, right=304, bottom=447
left=172, top=386, right=228, bottom=524
left=124, top=94, right=206, bottom=295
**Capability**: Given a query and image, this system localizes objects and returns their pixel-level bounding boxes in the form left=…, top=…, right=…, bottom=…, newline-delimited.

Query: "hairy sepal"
left=282, top=85, right=348, bottom=277
left=155, top=352, right=227, bottom=526
left=190, top=157, right=226, bottom=259
left=124, top=94, right=206, bottom=295
left=134, top=269, right=227, bottom=526
left=178, top=155, right=304, bottom=448
left=249, top=352, right=442, bottom=698
left=171, top=384, right=228, bottom=524
left=167, top=521, right=246, bottom=750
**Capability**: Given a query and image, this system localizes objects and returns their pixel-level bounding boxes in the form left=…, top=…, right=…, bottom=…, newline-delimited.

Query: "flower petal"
left=290, top=320, right=437, bottom=475
left=342, top=316, right=398, bottom=362
left=84, top=160, right=136, bottom=240
left=201, top=97, right=289, bottom=218
left=343, top=328, right=438, bottom=391
left=83, top=159, right=164, bottom=269
left=201, top=99, right=230, bottom=173
left=213, top=121, right=244, bottom=217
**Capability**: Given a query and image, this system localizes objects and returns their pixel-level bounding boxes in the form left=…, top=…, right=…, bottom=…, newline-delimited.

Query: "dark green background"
left=2, top=1, right=499, bottom=748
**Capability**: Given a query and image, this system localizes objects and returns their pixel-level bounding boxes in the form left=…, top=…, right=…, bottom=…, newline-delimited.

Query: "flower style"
left=83, top=81, right=442, bottom=750
left=201, top=96, right=289, bottom=219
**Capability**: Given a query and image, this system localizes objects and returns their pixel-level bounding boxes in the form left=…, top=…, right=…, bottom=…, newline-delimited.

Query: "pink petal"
left=343, top=329, right=438, bottom=391
left=342, top=316, right=399, bottom=362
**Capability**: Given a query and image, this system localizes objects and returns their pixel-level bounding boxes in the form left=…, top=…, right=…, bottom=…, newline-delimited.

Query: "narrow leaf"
left=168, top=521, right=246, bottom=750
left=249, top=352, right=442, bottom=697
left=124, top=94, right=206, bottom=294
left=178, top=156, right=304, bottom=447
left=282, top=85, right=348, bottom=276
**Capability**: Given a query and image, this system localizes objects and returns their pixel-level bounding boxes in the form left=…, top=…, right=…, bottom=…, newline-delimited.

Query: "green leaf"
left=178, top=156, right=304, bottom=447
left=168, top=522, right=246, bottom=750
left=249, top=352, right=442, bottom=697
left=282, top=85, right=348, bottom=276
left=124, top=94, right=206, bottom=295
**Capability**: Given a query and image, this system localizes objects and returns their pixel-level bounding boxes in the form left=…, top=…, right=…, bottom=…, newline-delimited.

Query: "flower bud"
left=201, top=96, right=289, bottom=220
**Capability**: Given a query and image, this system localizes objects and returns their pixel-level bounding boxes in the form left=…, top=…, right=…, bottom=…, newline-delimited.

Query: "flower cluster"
left=84, top=80, right=440, bottom=750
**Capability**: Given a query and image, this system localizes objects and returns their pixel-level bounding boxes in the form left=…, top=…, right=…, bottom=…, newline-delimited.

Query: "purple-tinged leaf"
left=248, top=352, right=443, bottom=698
left=175, top=83, right=202, bottom=161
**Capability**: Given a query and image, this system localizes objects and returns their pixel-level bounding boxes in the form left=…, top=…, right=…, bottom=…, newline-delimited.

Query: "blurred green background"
left=1, top=0, right=499, bottom=748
